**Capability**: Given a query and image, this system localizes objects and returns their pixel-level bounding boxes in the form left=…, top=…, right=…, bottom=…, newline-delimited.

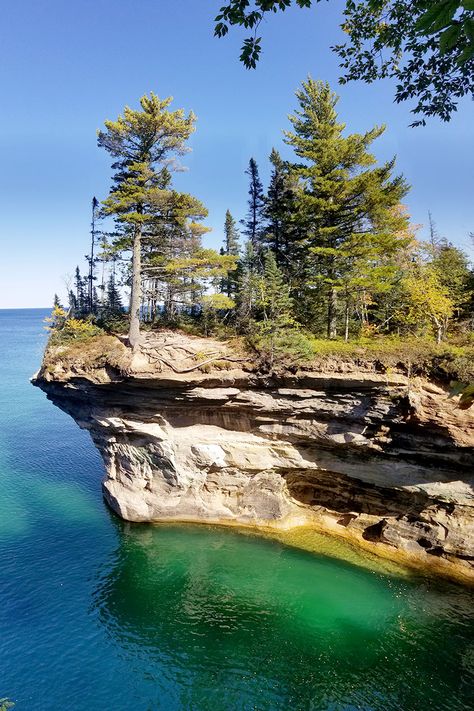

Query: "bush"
left=249, top=327, right=315, bottom=367
left=48, top=318, right=104, bottom=345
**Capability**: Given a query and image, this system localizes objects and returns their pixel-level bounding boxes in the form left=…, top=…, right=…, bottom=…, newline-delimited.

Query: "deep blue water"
left=0, top=309, right=473, bottom=711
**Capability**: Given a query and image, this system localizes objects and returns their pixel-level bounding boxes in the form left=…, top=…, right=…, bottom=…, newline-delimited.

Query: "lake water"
left=1, top=308, right=473, bottom=710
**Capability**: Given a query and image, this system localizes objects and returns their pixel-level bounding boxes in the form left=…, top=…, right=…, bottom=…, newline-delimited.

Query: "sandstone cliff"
left=33, top=331, right=474, bottom=583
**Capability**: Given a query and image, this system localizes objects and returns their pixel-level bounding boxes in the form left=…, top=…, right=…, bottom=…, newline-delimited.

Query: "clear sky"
left=0, top=0, right=473, bottom=308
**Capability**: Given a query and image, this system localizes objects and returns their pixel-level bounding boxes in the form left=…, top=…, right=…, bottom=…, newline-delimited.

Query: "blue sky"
left=0, top=0, right=473, bottom=308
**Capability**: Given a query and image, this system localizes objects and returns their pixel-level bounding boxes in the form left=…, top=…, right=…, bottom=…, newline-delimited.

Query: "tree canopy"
left=214, top=0, right=474, bottom=125
left=55, top=80, right=473, bottom=385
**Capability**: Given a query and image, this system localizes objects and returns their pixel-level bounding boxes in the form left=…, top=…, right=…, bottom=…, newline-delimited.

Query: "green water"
left=1, top=309, right=473, bottom=710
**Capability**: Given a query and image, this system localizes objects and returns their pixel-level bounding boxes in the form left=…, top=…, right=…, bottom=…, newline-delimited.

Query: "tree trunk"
left=128, top=226, right=142, bottom=350
left=344, top=297, right=350, bottom=342
left=327, top=287, right=338, bottom=339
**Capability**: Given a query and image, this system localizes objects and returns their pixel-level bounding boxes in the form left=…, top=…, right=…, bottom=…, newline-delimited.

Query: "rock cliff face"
left=33, top=332, right=474, bottom=583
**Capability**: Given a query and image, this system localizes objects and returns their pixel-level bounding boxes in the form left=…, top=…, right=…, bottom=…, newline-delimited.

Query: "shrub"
left=249, top=327, right=315, bottom=367
left=48, top=318, right=103, bottom=345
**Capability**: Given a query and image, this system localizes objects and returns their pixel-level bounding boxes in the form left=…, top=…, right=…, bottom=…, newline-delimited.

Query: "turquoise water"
left=1, top=309, right=473, bottom=711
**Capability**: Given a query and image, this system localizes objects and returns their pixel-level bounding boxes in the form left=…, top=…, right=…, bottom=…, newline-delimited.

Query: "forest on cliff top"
left=47, top=78, right=474, bottom=397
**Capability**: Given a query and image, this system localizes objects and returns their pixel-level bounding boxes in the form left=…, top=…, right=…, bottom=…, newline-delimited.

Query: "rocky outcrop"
left=33, top=332, right=474, bottom=583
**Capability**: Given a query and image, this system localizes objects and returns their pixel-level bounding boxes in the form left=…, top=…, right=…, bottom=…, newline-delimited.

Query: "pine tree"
left=253, top=250, right=305, bottom=367
left=106, top=273, right=124, bottom=314
left=235, top=241, right=260, bottom=329
left=222, top=209, right=240, bottom=297
left=242, top=158, right=265, bottom=249
left=68, top=289, right=77, bottom=314
left=86, top=197, right=99, bottom=313
left=224, top=209, right=240, bottom=256
left=98, top=93, right=197, bottom=348
left=263, top=148, right=297, bottom=265
left=74, top=266, right=87, bottom=315
left=284, top=77, right=409, bottom=338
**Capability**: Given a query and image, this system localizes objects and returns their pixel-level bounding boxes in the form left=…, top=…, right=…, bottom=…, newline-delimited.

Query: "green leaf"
left=456, top=41, right=474, bottom=63
left=463, top=17, right=474, bottom=41
left=439, top=23, right=461, bottom=52
left=415, top=0, right=459, bottom=34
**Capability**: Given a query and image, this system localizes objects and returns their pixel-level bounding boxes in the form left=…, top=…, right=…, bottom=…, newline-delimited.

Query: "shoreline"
left=113, top=502, right=474, bottom=588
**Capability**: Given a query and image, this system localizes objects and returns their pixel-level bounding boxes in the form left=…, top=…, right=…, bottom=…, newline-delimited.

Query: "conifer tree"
left=222, top=209, right=240, bottom=297
left=68, top=289, right=77, bottom=314
left=106, top=273, right=124, bottom=314
left=74, top=266, right=87, bottom=315
left=284, top=77, right=409, bottom=338
left=242, top=158, right=265, bottom=249
left=98, top=93, right=197, bottom=348
left=224, top=209, right=240, bottom=256
left=86, top=197, right=99, bottom=314
left=263, top=148, right=296, bottom=264
left=235, top=241, right=260, bottom=329
left=254, top=250, right=309, bottom=367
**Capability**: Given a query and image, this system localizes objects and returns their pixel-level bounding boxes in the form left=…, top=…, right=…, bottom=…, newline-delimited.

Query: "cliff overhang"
left=33, top=331, right=474, bottom=584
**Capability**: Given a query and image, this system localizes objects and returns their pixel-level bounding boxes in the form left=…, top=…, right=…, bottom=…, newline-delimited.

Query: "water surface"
left=0, top=309, right=473, bottom=710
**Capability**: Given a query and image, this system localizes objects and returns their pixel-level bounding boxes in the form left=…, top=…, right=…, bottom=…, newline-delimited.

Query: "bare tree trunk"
left=344, top=297, right=350, bottom=342
left=128, top=226, right=142, bottom=350
left=327, top=287, right=338, bottom=339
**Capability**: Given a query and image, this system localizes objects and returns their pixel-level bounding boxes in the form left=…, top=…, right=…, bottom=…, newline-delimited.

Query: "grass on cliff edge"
left=308, top=336, right=474, bottom=382
left=42, top=318, right=474, bottom=387
left=43, top=323, right=131, bottom=375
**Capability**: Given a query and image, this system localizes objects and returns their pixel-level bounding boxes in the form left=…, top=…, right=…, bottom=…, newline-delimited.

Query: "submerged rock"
left=33, top=332, right=474, bottom=583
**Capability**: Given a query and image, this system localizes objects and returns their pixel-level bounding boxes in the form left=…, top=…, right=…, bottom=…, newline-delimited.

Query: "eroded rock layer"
left=33, top=333, right=474, bottom=582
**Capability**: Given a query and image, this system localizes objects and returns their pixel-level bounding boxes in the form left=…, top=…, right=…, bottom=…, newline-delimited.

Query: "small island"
left=32, top=80, right=474, bottom=585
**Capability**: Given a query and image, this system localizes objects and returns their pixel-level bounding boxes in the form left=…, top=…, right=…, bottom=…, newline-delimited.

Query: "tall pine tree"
left=224, top=209, right=240, bottom=256
left=263, top=148, right=296, bottom=264
left=242, top=158, right=265, bottom=249
left=98, top=93, right=197, bottom=348
left=221, top=209, right=240, bottom=297
left=284, top=78, right=409, bottom=337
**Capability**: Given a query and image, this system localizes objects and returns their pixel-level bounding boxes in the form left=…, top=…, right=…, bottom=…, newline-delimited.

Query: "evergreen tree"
left=284, top=77, right=409, bottom=338
left=253, top=251, right=312, bottom=366
left=242, top=158, right=265, bottom=249
left=68, top=289, right=77, bottom=314
left=74, top=266, right=87, bottom=315
left=222, top=209, right=240, bottom=297
left=86, top=197, right=99, bottom=313
left=53, top=293, right=63, bottom=309
left=106, top=273, right=124, bottom=314
left=257, top=250, right=294, bottom=331
left=98, top=93, right=197, bottom=348
left=235, top=241, right=260, bottom=329
left=224, top=209, right=240, bottom=256
left=263, top=148, right=296, bottom=264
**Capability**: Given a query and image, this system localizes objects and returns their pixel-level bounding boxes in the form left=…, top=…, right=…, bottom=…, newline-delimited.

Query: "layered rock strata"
left=33, top=332, right=474, bottom=582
